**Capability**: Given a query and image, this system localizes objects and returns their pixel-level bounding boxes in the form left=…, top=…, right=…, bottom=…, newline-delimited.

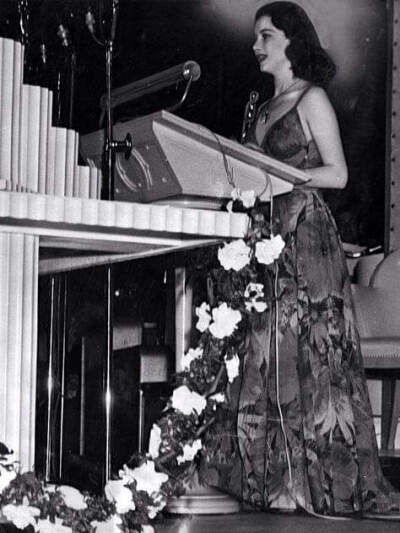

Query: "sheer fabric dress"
left=216, top=86, right=400, bottom=515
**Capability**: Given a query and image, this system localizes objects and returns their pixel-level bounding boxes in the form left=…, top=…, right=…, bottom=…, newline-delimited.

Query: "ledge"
left=0, top=191, right=248, bottom=273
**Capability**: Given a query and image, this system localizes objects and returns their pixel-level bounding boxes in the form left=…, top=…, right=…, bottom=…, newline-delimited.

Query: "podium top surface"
left=80, top=110, right=310, bottom=206
left=153, top=110, right=310, bottom=186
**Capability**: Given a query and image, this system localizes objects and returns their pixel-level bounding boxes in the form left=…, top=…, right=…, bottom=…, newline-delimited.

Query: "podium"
left=80, top=110, right=309, bottom=208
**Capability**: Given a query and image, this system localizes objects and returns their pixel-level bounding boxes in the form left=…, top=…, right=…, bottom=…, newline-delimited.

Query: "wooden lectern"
left=80, top=110, right=309, bottom=208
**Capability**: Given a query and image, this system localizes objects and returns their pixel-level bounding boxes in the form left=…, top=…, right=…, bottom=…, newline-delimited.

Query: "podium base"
left=167, top=484, right=240, bottom=515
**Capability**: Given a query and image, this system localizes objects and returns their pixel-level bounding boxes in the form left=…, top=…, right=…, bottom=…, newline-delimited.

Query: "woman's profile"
left=217, top=0, right=400, bottom=518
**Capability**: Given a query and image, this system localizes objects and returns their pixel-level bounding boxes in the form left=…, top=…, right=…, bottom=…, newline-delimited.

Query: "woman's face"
left=253, top=15, right=291, bottom=75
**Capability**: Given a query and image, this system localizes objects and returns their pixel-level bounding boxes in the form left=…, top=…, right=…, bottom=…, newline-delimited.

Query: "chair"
left=351, top=249, right=400, bottom=451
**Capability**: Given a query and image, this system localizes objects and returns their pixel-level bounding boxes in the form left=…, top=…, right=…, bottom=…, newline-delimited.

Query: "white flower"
left=240, top=189, right=256, bottom=208
left=104, top=479, right=135, bottom=514
left=244, top=283, right=267, bottom=313
left=147, top=506, right=158, bottom=519
left=171, top=385, right=207, bottom=416
left=231, top=187, right=241, bottom=201
left=58, top=485, right=87, bottom=510
left=141, top=526, right=155, bottom=533
left=129, top=461, right=168, bottom=496
left=146, top=496, right=166, bottom=519
left=224, top=354, right=240, bottom=383
left=230, top=187, right=256, bottom=208
left=195, top=302, right=212, bottom=332
left=148, top=423, right=162, bottom=459
left=0, top=451, right=17, bottom=468
left=245, top=300, right=268, bottom=313
left=208, top=392, right=225, bottom=403
left=2, top=504, right=40, bottom=530
left=91, top=514, right=122, bottom=533
left=0, top=463, right=16, bottom=493
left=181, top=347, right=203, bottom=371
left=270, top=234, right=285, bottom=256
left=244, top=282, right=264, bottom=299
left=255, top=240, right=274, bottom=265
left=218, top=239, right=251, bottom=272
left=255, top=235, right=285, bottom=265
left=209, top=303, right=242, bottom=339
left=177, top=439, right=202, bottom=465
left=117, top=464, right=134, bottom=484
left=36, top=517, right=72, bottom=533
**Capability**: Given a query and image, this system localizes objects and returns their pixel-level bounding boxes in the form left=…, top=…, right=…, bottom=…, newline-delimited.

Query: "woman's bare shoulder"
left=301, top=85, right=332, bottom=109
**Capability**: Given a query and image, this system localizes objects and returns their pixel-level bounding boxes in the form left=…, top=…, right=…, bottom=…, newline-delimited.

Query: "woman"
left=234, top=1, right=400, bottom=517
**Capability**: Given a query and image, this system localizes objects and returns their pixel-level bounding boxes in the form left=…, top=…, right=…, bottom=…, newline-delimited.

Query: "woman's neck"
left=273, top=68, right=298, bottom=97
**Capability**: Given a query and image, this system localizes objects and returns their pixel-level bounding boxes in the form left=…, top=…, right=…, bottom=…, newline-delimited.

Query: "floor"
left=153, top=455, right=400, bottom=533
left=154, top=511, right=400, bottom=533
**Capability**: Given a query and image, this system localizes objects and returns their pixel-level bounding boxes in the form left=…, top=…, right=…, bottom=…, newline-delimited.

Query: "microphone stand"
left=240, top=90, right=259, bottom=144
left=85, top=0, right=131, bottom=485
left=87, top=0, right=132, bottom=201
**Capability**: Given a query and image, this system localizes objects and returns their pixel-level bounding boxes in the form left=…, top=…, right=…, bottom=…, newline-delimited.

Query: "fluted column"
left=0, top=232, right=39, bottom=472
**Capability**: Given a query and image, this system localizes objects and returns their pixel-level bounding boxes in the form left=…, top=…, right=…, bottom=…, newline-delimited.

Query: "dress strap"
left=293, top=84, right=313, bottom=108
left=295, top=85, right=314, bottom=144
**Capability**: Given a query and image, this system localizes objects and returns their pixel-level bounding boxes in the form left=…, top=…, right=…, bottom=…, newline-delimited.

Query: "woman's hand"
left=244, top=141, right=264, bottom=153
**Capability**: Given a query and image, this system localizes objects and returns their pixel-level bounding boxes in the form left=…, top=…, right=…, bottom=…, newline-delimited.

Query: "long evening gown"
left=209, top=86, right=400, bottom=516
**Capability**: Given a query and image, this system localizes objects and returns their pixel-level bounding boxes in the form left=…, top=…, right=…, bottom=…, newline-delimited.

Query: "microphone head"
left=182, top=60, right=201, bottom=82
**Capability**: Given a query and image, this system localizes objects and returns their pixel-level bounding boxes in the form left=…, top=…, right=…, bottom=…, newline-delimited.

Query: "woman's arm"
left=299, top=86, right=348, bottom=189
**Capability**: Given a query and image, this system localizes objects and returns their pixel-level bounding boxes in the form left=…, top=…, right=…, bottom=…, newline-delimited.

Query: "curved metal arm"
left=165, top=76, right=194, bottom=113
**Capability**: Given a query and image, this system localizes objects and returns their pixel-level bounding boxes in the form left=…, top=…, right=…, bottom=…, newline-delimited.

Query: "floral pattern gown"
left=213, top=87, right=400, bottom=515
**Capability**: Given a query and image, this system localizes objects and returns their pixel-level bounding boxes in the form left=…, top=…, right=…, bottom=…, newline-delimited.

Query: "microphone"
left=99, top=60, right=201, bottom=111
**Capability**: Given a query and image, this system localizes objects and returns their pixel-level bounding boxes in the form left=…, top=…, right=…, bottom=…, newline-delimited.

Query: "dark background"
left=0, top=0, right=389, bottom=245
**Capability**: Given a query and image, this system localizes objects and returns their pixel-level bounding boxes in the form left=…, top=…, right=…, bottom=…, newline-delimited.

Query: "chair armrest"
left=351, top=284, right=400, bottom=338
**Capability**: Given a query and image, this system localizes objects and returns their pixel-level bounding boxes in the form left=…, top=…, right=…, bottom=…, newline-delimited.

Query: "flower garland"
left=0, top=188, right=284, bottom=533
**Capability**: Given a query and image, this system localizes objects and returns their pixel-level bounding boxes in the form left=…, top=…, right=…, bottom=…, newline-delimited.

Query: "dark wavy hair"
left=255, top=2, right=336, bottom=86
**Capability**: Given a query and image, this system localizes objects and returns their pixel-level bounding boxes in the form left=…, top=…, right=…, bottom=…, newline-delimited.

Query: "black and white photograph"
left=0, top=1, right=399, bottom=532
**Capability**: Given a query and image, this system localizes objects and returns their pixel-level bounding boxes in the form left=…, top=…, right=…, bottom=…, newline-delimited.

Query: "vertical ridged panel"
left=20, top=235, right=39, bottom=471
left=18, top=85, right=29, bottom=190
left=0, top=190, right=249, bottom=238
left=11, top=40, right=23, bottom=186
left=54, top=127, right=67, bottom=196
left=166, top=207, right=183, bottom=232
left=78, top=165, right=90, bottom=198
left=65, top=129, right=77, bottom=197
left=0, top=233, right=10, bottom=445
left=38, top=87, right=50, bottom=194
left=0, top=39, right=14, bottom=181
left=63, top=196, right=82, bottom=224
left=0, top=40, right=3, bottom=146
left=0, top=36, right=100, bottom=199
left=46, top=126, right=56, bottom=196
left=0, top=233, right=39, bottom=471
left=89, top=166, right=100, bottom=199
left=150, top=204, right=167, bottom=231
left=26, top=85, right=41, bottom=192
left=182, top=208, right=199, bottom=234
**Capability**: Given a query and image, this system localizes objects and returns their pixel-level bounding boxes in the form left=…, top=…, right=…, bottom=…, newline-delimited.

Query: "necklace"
left=261, top=79, right=306, bottom=124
